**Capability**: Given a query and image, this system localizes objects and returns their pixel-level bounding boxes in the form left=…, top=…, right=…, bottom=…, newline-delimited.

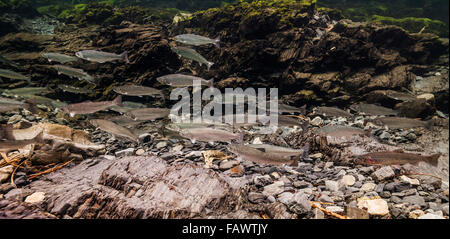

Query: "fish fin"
left=120, top=51, right=129, bottom=64
left=301, top=143, right=310, bottom=159
left=208, top=78, right=214, bottom=88
left=289, top=156, right=299, bottom=167
left=425, top=119, right=434, bottom=130
left=214, top=36, right=220, bottom=49
left=426, top=153, right=441, bottom=167
left=300, top=104, right=307, bottom=115
left=206, top=62, right=214, bottom=71
left=113, top=95, right=123, bottom=107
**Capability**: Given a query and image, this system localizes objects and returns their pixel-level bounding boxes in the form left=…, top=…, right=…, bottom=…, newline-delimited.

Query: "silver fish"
left=350, top=103, right=398, bottom=116
left=313, top=106, right=353, bottom=118
left=171, top=46, right=214, bottom=71
left=0, top=132, right=45, bottom=153
left=90, top=119, right=139, bottom=143
left=125, top=108, right=170, bottom=121
left=368, top=117, right=434, bottom=130
left=58, top=84, right=91, bottom=94
left=166, top=122, right=230, bottom=131
left=42, top=53, right=78, bottom=63
left=247, top=144, right=308, bottom=157
left=175, top=34, right=220, bottom=48
left=227, top=144, right=301, bottom=166
left=75, top=50, right=129, bottom=64
left=62, top=95, right=122, bottom=117
left=0, top=55, right=21, bottom=69
left=113, top=85, right=163, bottom=98
left=109, top=101, right=146, bottom=114
left=0, top=97, right=34, bottom=113
left=52, top=65, right=95, bottom=83
left=179, top=128, right=243, bottom=144
left=157, top=74, right=213, bottom=87
left=0, top=69, right=30, bottom=81
left=317, top=125, right=369, bottom=138
left=109, top=115, right=146, bottom=128
left=3, top=87, right=49, bottom=96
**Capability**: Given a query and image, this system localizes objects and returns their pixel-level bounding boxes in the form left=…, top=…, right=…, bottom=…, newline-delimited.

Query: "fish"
left=62, top=95, right=123, bottom=117
left=277, top=115, right=309, bottom=130
left=42, top=53, right=78, bottom=63
left=0, top=132, right=45, bottom=153
left=174, top=34, right=220, bottom=48
left=227, top=144, right=300, bottom=166
left=58, top=84, right=91, bottom=94
left=51, top=65, right=95, bottom=83
left=125, top=108, right=170, bottom=121
left=179, top=128, right=243, bottom=144
left=384, top=90, right=416, bottom=102
left=166, top=122, right=230, bottom=131
left=109, top=115, right=146, bottom=128
left=262, top=101, right=306, bottom=114
left=0, top=97, right=36, bottom=113
left=21, top=95, right=67, bottom=109
left=313, top=106, right=353, bottom=118
left=317, top=125, right=370, bottom=138
left=0, top=55, right=21, bottom=69
left=3, top=87, right=50, bottom=96
left=0, top=69, right=30, bottom=81
left=109, top=101, right=145, bottom=114
left=90, top=119, right=139, bottom=143
left=350, top=103, right=398, bottom=116
left=157, top=74, right=214, bottom=87
left=113, top=85, right=164, bottom=98
left=355, top=151, right=441, bottom=166
left=368, top=117, right=434, bottom=130
left=75, top=50, right=129, bottom=64
left=247, top=143, right=309, bottom=158
left=171, top=46, right=214, bottom=71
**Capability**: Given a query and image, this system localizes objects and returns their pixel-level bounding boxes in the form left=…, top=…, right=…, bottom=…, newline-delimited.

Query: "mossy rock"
left=0, top=0, right=39, bottom=18
left=371, top=15, right=448, bottom=37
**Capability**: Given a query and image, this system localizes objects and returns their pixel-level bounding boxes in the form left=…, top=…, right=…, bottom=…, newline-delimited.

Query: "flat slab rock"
left=0, top=156, right=253, bottom=219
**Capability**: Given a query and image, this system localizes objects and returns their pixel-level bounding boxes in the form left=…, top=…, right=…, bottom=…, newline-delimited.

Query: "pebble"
left=417, top=213, right=446, bottom=219
left=156, top=141, right=168, bottom=149
left=262, top=181, right=285, bottom=196
left=248, top=192, right=266, bottom=204
left=277, top=192, right=294, bottom=205
left=360, top=182, right=376, bottom=192
left=409, top=209, right=425, bottom=219
left=219, top=160, right=240, bottom=170
left=379, top=131, right=390, bottom=140
left=0, top=166, right=14, bottom=183
left=253, top=175, right=273, bottom=187
left=293, top=181, right=310, bottom=189
left=24, top=192, right=45, bottom=204
left=114, top=148, right=135, bottom=157
left=325, top=180, right=341, bottom=192
left=357, top=198, right=390, bottom=216
left=325, top=206, right=344, bottom=213
left=309, top=153, right=323, bottom=159
left=318, top=194, right=334, bottom=203
left=311, top=116, right=323, bottom=126
left=403, top=195, right=426, bottom=207
left=135, top=149, right=145, bottom=156
left=400, top=175, right=420, bottom=186
left=7, top=114, right=22, bottom=124
left=340, top=175, right=356, bottom=186
left=372, top=166, right=395, bottom=181
left=442, top=204, right=449, bottom=216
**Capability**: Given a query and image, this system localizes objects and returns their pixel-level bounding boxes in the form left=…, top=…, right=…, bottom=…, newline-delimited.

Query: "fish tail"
left=214, top=36, right=220, bottom=49
left=120, top=51, right=129, bottom=64
left=238, top=131, right=244, bottom=144
left=3, top=124, right=15, bottom=140
left=426, top=153, right=441, bottom=167
left=300, top=104, right=307, bottom=115
left=207, top=62, right=214, bottom=71
left=300, top=120, right=309, bottom=133
left=25, top=98, right=38, bottom=114
left=113, top=95, right=123, bottom=107
left=425, top=118, right=434, bottom=130
left=34, top=132, right=45, bottom=144
left=208, top=78, right=214, bottom=88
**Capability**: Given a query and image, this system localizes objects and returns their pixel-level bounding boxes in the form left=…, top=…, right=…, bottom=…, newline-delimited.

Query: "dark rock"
left=394, top=181, right=412, bottom=192
left=403, top=195, right=427, bottom=208
left=248, top=192, right=266, bottom=204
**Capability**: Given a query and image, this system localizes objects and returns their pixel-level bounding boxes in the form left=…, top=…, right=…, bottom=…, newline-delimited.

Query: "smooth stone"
left=135, top=149, right=145, bottom=156
left=403, top=195, right=427, bottom=207
left=262, top=181, right=285, bottom=196
left=115, top=148, right=135, bottom=157
left=277, top=192, right=295, bottom=205
left=409, top=209, right=425, bottom=219
left=357, top=198, right=389, bottom=216
left=0, top=165, right=14, bottom=183
left=156, top=141, right=168, bottom=149
left=360, top=183, right=377, bottom=192
left=24, top=192, right=45, bottom=204
left=341, top=175, right=356, bottom=186
left=325, top=206, right=344, bottom=213
left=372, top=166, right=395, bottom=181
left=325, top=180, right=341, bottom=192
left=418, top=213, right=446, bottom=219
